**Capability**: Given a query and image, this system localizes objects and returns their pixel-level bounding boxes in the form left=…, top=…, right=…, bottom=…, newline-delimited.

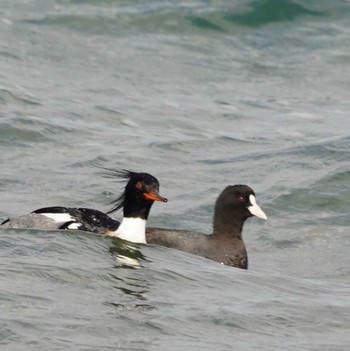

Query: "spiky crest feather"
left=99, top=168, right=137, bottom=214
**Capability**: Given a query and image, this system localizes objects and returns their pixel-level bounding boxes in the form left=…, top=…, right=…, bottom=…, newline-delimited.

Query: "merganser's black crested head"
left=102, top=169, right=167, bottom=219
left=213, top=184, right=267, bottom=238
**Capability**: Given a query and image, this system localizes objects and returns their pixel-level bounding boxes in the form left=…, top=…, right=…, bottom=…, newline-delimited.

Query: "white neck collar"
left=109, top=217, right=147, bottom=244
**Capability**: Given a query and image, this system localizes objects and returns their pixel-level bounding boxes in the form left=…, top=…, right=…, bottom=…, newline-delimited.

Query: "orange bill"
left=143, top=191, right=168, bottom=202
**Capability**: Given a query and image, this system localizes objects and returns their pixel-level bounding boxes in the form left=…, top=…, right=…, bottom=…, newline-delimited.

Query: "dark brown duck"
left=146, top=184, right=267, bottom=269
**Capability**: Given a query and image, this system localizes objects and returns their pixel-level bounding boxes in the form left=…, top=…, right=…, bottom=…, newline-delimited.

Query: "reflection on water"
left=108, top=238, right=147, bottom=268
left=107, top=238, right=155, bottom=310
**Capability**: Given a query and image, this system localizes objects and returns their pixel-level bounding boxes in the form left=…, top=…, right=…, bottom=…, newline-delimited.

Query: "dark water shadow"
left=224, top=0, right=324, bottom=27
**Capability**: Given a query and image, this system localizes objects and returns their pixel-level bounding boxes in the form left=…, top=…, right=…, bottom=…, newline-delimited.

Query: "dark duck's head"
left=213, top=184, right=267, bottom=238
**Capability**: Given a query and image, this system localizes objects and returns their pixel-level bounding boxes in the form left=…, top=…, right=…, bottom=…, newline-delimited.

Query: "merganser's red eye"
left=239, top=196, right=245, bottom=203
left=136, top=181, right=143, bottom=190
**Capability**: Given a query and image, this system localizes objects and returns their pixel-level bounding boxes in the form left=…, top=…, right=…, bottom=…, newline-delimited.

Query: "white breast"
left=109, top=217, right=147, bottom=244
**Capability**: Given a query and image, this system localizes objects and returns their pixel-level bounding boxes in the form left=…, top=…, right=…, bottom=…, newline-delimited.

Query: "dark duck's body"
left=146, top=185, right=267, bottom=269
left=1, top=170, right=167, bottom=243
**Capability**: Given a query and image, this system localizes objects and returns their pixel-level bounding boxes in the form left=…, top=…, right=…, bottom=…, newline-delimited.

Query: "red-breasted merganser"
left=146, top=184, right=267, bottom=269
left=1, top=170, right=167, bottom=244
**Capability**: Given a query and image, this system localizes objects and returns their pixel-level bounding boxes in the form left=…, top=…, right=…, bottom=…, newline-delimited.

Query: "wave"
left=20, top=0, right=344, bottom=36
left=224, top=0, right=324, bottom=27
